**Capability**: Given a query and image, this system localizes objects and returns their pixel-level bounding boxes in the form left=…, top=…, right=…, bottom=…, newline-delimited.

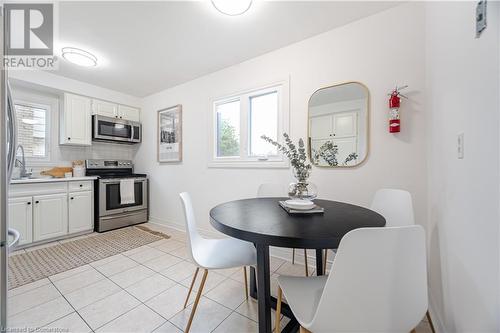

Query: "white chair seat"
left=277, top=275, right=328, bottom=326
left=192, top=237, right=256, bottom=269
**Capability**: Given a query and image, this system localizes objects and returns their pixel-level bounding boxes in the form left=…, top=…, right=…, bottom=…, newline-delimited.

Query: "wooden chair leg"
left=323, top=249, right=328, bottom=272
left=426, top=310, right=436, bottom=333
left=292, top=248, right=296, bottom=264
left=243, top=266, right=248, bottom=300
left=275, top=286, right=282, bottom=333
left=304, top=249, right=309, bottom=276
left=300, top=327, right=311, bottom=333
left=185, top=269, right=208, bottom=333
left=183, top=267, right=200, bottom=308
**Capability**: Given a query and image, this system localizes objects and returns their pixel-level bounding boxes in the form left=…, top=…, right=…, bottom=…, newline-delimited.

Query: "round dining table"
left=210, top=197, right=386, bottom=333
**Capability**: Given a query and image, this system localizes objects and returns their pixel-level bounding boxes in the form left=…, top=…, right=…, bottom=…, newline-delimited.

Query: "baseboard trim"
left=428, top=289, right=446, bottom=333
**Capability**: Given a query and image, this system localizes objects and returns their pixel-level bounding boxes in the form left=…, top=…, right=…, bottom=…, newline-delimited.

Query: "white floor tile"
left=143, top=253, right=183, bottom=272
left=94, top=255, right=139, bottom=277
left=205, top=278, right=247, bottom=310
left=169, top=246, right=192, bottom=261
left=126, top=273, right=176, bottom=302
left=154, top=240, right=186, bottom=254
left=43, top=312, right=92, bottom=333
left=169, top=296, right=232, bottom=333
left=78, top=290, right=141, bottom=330
left=152, top=321, right=183, bottom=333
left=179, top=270, right=227, bottom=295
left=90, top=254, right=127, bottom=268
left=8, top=278, right=51, bottom=297
left=49, top=264, right=93, bottom=282
left=8, top=282, right=61, bottom=316
left=213, top=312, right=258, bottom=333
left=65, top=278, right=122, bottom=310
left=122, top=245, right=151, bottom=257
left=146, top=284, right=193, bottom=320
left=8, top=297, right=73, bottom=329
left=109, top=264, right=155, bottom=288
left=161, top=260, right=197, bottom=282
left=96, top=304, right=165, bottom=333
left=52, top=267, right=105, bottom=294
left=127, top=246, right=166, bottom=263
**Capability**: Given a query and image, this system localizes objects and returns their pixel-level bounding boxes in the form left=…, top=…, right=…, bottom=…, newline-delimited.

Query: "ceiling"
left=54, top=1, right=400, bottom=97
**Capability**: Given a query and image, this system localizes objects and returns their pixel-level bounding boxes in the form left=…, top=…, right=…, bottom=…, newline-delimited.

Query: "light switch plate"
left=458, top=133, right=464, bottom=159
left=476, top=1, right=487, bottom=38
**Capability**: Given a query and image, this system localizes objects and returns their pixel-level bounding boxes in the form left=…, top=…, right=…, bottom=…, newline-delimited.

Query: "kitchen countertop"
left=10, top=176, right=98, bottom=185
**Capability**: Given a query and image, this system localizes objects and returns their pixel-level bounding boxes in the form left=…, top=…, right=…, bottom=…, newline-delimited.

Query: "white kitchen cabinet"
left=8, top=196, right=33, bottom=246
left=92, top=99, right=118, bottom=118
left=118, top=105, right=140, bottom=122
left=68, top=191, right=93, bottom=234
left=33, top=193, right=68, bottom=242
left=60, top=93, right=92, bottom=146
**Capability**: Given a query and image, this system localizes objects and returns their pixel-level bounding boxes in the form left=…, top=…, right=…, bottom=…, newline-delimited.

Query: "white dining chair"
left=323, top=188, right=416, bottom=271
left=275, top=225, right=428, bottom=333
left=369, top=188, right=436, bottom=333
left=370, top=188, right=415, bottom=226
left=257, top=183, right=310, bottom=276
left=179, top=192, right=257, bottom=333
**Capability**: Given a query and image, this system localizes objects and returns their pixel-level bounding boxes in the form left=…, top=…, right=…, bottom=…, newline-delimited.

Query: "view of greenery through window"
left=216, top=100, right=240, bottom=157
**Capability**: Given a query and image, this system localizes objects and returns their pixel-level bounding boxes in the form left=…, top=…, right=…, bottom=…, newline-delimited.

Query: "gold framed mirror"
left=308, top=82, right=369, bottom=167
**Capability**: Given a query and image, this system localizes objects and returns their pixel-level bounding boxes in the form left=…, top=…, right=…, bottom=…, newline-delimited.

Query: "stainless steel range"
left=86, top=159, right=149, bottom=232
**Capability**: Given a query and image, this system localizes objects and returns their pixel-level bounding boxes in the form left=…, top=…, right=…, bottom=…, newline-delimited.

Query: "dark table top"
left=209, top=197, right=386, bottom=249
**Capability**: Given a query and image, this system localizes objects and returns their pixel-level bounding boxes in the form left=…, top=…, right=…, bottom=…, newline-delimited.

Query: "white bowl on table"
left=284, top=199, right=315, bottom=211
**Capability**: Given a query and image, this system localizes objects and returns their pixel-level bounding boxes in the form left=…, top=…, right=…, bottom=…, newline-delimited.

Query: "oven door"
left=99, top=178, right=148, bottom=216
left=93, top=115, right=140, bottom=143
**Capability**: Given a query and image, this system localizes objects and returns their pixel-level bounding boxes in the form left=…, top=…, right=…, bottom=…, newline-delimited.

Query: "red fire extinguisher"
left=388, top=85, right=408, bottom=133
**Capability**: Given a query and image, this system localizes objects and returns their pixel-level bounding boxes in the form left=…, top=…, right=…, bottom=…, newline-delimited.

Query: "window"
left=14, top=101, right=50, bottom=160
left=210, top=81, right=289, bottom=168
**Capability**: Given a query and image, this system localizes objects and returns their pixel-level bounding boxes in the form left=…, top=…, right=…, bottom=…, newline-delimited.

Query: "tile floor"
left=8, top=223, right=434, bottom=333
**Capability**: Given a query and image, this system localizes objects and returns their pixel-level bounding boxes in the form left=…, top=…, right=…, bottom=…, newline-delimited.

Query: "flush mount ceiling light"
left=211, top=0, right=252, bottom=16
left=61, top=47, right=97, bottom=67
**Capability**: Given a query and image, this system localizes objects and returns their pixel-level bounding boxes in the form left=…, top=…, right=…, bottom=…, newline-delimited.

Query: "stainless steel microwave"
left=92, top=115, right=141, bottom=144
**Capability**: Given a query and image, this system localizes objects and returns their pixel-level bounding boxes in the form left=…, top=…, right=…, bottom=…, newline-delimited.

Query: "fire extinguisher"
left=388, top=85, right=408, bottom=133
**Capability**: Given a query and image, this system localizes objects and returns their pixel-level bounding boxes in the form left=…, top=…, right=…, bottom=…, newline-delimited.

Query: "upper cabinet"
left=60, top=93, right=92, bottom=146
left=118, top=105, right=140, bottom=122
left=92, top=99, right=118, bottom=118
left=93, top=99, right=140, bottom=122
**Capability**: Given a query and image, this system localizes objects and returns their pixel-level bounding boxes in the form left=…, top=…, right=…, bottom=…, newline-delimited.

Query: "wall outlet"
left=457, top=133, right=464, bottom=159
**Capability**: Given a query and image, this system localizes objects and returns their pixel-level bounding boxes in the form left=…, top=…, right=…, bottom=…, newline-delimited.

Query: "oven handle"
left=100, top=178, right=147, bottom=184
left=100, top=211, right=145, bottom=220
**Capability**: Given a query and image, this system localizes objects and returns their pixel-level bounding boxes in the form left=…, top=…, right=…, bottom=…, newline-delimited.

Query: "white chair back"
left=257, top=183, right=286, bottom=197
left=310, top=226, right=427, bottom=333
left=179, top=192, right=203, bottom=264
left=371, top=188, right=415, bottom=227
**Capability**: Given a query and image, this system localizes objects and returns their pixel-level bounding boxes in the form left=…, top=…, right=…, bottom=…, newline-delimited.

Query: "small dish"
left=284, top=199, right=315, bottom=211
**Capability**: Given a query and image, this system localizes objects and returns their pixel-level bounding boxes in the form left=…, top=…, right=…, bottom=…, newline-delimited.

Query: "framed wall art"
left=158, top=104, right=182, bottom=163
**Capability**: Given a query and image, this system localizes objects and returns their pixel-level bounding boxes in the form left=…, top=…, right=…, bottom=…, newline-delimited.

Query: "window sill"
left=207, top=159, right=289, bottom=169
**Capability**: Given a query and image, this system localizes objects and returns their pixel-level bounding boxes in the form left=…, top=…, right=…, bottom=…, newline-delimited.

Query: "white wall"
left=425, top=2, right=500, bottom=332
left=136, top=3, right=427, bottom=238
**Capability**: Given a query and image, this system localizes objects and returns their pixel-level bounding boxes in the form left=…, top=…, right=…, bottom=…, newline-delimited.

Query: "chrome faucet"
left=15, top=145, right=32, bottom=178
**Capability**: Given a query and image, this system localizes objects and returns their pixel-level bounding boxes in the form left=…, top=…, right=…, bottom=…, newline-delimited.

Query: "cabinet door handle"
left=68, top=137, right=71, bottom=140
left=70, top=197, right=74, bottom=200
left=35, top=201, right=39, bottom=204
left=79, top=184, right=83, bottom=187
left=27, top=202, right=31, bottom=205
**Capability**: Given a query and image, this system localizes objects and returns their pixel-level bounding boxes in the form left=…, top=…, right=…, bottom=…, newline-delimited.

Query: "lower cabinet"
left=68, top=191, right=93, bottom=233
left=8, top=196, right=33, bottom=246
left=33, top=193, right=68, bottom=242
left=9, top=181, right=94, bottom=247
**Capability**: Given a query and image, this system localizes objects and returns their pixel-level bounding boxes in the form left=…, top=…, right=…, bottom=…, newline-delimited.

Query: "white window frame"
left=208, top=80, right=290, bottom=168
left=13, top=99, right=51, bottom=163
